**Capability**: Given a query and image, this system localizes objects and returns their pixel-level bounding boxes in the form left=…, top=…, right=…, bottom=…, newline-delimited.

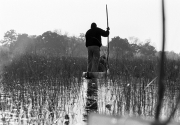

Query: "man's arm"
left=98, top=28, right=110, bottom=37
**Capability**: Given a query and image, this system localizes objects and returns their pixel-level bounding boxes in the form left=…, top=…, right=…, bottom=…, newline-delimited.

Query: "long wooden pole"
left=155, top=0, right=166, bottom=121
left=106, top=4, right=110, bottom=69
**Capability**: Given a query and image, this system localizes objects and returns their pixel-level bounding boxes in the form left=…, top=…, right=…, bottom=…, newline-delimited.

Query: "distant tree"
left=10, top=34, right=35, bottom=55
left=165, top=51, right=180, bottom=60
left=0, top=45, right=10, bottom=65
left=35, top=31, right=68, bottom=56
left=130, top=43, right=140, bottom=54
left=54, top=29, right=62, bottom=35
left=128, top=36, right=140, bottom=45
left=138, top=41, right=156, bottom=57
left=109, top=36, right=132, bottom=59
left=67, top=35, right=87, bottom=57
left=78, top=33, right=87, bottom=57
left=2, top=30, right=17, bottom=45
left=79, top=33, right=85, bottom=41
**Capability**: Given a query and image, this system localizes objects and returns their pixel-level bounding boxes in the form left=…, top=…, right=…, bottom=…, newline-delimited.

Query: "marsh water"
left=0, top=76, right=180, bottom=125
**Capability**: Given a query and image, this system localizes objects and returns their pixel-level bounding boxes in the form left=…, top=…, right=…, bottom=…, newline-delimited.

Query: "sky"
left=0, top=0, right=180, bottom=53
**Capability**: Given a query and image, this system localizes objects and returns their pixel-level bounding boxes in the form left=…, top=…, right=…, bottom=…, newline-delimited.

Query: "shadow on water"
left=83, top=78, right=98, bottom=121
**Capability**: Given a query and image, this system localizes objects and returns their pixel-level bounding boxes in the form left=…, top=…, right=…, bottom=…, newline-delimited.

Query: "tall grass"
left=97, top=77, right=180, bottom=121
left=0, top=53, right=180, bottom=124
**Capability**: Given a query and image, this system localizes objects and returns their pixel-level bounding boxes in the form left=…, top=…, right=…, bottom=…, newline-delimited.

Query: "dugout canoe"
left=82, top=71, right=109, bottom=79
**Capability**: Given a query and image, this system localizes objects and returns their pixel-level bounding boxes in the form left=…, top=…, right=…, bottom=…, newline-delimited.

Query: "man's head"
left=91, top=22, right=97, bottom=29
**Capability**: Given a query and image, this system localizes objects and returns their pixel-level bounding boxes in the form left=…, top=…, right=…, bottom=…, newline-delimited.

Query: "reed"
left=0, top=53, right=180, bottom=124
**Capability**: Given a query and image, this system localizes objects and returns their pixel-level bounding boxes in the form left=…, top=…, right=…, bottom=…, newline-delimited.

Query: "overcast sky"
left=0, top=0, right=180, bottom=53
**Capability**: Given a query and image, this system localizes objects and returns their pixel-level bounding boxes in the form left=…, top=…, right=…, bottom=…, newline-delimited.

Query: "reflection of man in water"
left=85, top=22, right=110, bottom=72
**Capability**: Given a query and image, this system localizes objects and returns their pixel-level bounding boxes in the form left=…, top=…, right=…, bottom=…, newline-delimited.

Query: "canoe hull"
left=82, top=72, right=107, bottom=79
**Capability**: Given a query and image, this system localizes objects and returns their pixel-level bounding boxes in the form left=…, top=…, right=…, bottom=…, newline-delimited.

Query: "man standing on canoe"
left=85, top=22, right=110, bottom=73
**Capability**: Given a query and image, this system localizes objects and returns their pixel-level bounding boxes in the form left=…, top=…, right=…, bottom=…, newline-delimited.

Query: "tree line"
left=0, top=29, right=180, bottom=60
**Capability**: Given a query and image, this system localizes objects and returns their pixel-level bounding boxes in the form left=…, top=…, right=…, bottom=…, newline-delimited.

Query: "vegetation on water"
left=0, top=53, right=180, bottom=124
left=2, top=52, right=180, bottom=86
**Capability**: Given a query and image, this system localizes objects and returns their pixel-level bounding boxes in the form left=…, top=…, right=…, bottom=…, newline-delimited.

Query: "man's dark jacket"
left=85, top=27, right=109, bottom=47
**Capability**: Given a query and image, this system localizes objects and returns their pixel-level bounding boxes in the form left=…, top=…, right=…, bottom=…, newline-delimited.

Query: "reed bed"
left=97, top=77, right=180, bottom=122
left=0, top=53, right=180, bottom=124
left=0, top=78, right=86, bottom=125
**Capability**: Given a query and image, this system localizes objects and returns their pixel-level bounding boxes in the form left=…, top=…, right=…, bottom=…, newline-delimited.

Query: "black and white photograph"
left=0, top=0, right=180, bottom=125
